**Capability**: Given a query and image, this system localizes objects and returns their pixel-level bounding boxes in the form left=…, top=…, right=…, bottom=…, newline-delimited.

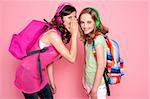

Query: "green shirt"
left=85, top=35, right=107, bottom=86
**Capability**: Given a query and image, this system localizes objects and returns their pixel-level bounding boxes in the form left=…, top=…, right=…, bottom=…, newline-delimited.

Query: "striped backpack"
left=92, top=33, right=124, bottom=96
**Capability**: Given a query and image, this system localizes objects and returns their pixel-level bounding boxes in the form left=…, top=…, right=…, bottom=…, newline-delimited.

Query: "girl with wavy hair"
left=14, top=3, right=78, bottom=99
left=78, top=7, right=108, bottom=99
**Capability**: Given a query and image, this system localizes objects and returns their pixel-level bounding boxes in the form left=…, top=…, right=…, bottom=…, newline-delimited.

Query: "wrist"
left=72, top=32, right=77, bottom=36
left=91, top=87, right=98, bottom=93
left=71, top=34, right=77, bottom=40
left=49, top=80, right=55, bottom=84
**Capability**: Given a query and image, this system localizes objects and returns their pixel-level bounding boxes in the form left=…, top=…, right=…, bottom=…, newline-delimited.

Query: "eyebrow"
left=87, top=21, right=92, bottom=22
left=80, top=20, right=92, bottom=22
left=80, top=21, right=84, bottom=23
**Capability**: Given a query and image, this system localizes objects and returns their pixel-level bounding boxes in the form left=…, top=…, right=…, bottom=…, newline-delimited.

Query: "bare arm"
left=90, top=44, right=105, bottom=98
left=46, top=31, right=77, bottom=63
left=47, top=64, right=56, bottom=94
left=46, top=20, right=78, bottom=63
left=47, top=64, right=55, bottom=85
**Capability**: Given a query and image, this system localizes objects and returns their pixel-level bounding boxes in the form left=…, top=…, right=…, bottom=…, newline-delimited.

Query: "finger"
left=70, top=21, right=74, bottom=28
left=71, top=21, right=77, bottom=28
left=53, top=89, right=56, bottom=94
left=51, top=88, right=55, bottom=94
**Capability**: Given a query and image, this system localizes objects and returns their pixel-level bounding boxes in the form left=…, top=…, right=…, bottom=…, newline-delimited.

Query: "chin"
left=84, top=31, right=92, bottom=34
left=84, top=32, right=89, bottom=34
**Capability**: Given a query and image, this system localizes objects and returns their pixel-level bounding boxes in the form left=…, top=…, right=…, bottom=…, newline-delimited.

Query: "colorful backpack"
left=9, top=19, right=49, bottom=60
left=92, top=33, right=124, bottom=96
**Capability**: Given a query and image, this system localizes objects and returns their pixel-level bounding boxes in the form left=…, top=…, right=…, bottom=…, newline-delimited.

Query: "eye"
left=68, top=16, right=72, bottom=19
left=80, top=21, right=84, bottom=24
left=68, top=15, right=76, bottom=20
left=87, top=21, right=92, bottom=24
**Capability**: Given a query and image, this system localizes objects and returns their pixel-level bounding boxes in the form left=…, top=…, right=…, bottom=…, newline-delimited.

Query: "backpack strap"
left=84, top=40, right=87, bottom=45
left=104, top=36, right=115, bottom=65
left=83, top=40, right=87, bottom=65
left=103, top=68, right=110, bottom=96
left=27, top=47, right=49, bottom=84
left=43, top=19, right=49, bottom=23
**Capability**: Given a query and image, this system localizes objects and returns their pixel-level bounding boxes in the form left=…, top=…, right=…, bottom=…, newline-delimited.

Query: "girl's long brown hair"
left=49, top=5, right=76, bottom=44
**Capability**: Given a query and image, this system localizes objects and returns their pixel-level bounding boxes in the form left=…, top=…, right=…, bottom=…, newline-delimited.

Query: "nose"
left=83, top=23, right=88, bottom=29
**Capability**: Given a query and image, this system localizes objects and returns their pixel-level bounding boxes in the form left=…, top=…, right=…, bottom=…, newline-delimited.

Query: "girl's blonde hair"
left=78, top=7, right=108, bottom=42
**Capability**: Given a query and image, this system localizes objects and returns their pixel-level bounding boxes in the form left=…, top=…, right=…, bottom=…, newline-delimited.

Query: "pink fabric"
left=14, top=28, right=61, bottom=93
left=9, top=20, right=48, bottom=59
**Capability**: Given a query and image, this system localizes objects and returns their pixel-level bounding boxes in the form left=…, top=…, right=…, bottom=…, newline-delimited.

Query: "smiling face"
left=63, top=11, right=77, bottom=32
left=79, top=13, right=95, bottom=34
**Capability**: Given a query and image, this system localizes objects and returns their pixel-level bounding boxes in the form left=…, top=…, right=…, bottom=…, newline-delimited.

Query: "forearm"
left=70, top=34, right=77, bottom=62
left=47, top=64, right=55, bottom=85
left=92, top=66, right=105, bottom=91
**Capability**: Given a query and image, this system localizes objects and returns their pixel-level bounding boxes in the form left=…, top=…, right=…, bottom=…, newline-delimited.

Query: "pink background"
left=0, top=0, right=149, bottom=99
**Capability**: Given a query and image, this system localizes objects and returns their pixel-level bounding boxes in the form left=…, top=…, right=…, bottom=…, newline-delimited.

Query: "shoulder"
left=94, top=34, right=106, bottom=46
left=95, top=34, right=105, bottom=41
left=40, top=29, right=61, bottom=43
left=46, top=29, right=58, bottom=35
left=44, top=29, right=61, bottom=38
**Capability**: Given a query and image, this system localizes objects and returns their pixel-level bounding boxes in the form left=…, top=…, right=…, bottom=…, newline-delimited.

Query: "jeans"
left=22, top=84, right=53, bottom=99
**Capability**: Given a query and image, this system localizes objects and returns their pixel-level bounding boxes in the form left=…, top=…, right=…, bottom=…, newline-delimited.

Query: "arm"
left=47, top=31, right=77, bottom=63
left=90, top=44, right=105, bottom=98
left=47, top=20, right=78, bottom=63
left=47, top=64, right=56, bottom=94
left=41, top=20, right=78, bottom=63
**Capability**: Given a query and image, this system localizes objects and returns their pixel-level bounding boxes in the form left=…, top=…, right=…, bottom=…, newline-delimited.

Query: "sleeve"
left=94, top=35, right=106, bottom=47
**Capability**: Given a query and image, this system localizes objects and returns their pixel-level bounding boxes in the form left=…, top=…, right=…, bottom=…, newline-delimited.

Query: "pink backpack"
left=9, top=19, right=49, bottom=60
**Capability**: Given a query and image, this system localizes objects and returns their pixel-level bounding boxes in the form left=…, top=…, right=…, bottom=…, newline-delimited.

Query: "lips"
left=83, top=28, right=88, bottom=31
left=84, top=29, right=89, bottom=32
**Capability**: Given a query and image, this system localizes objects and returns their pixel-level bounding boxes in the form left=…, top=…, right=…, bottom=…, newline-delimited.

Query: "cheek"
left=63, top=17, right=67, bottom=24
left=64, top=19, right=70, bottom=26
left=80, top=24, right=84, bottom=29
left=89, top=23, right=95, bottom=29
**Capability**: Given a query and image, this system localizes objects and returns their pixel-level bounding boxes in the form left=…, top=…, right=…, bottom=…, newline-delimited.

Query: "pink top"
left=14, top=27, right=61, bottom=93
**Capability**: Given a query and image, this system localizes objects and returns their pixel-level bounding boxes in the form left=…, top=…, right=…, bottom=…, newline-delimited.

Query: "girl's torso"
left=14, top=27, right=61, bottom=93
left=85, top=35, right=107, bottom=86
